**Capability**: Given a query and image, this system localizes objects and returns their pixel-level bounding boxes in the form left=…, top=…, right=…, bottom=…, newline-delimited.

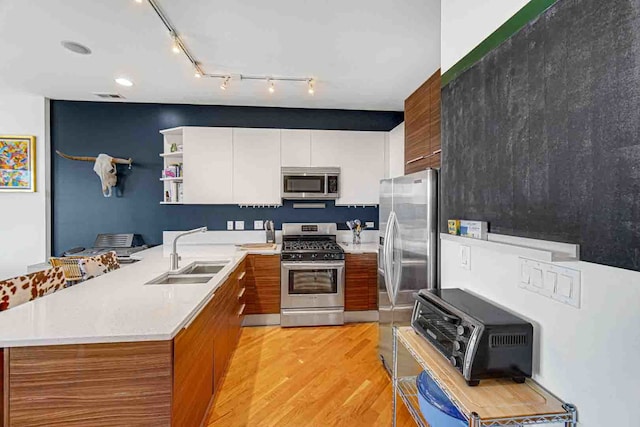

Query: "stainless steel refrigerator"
left=378, top=169, right=438, bottom=373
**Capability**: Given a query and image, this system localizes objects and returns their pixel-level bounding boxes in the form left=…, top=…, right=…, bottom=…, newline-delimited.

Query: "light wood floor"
left=206, top=322, right=415, bottom=426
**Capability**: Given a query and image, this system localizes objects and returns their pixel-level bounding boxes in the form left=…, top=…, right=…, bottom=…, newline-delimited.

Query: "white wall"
left=441, top=0, right=530, bottom=72
left=0, top=86, right=49, bottom=280
left=387, top=122, right=405, bottom=178
left=441, top=240, right=640, bottom=427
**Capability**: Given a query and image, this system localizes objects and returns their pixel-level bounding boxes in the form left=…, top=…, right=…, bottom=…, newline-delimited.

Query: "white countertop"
left=0, top=244, right=278, bottom=348
left=338, top=242, right=378, bottom=254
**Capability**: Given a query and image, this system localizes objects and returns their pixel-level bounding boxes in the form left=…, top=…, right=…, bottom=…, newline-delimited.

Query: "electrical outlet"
left=459, top=245, right=470, bottom=270
left=226, top=221, right=234, bottom=231
left=254, top=220, right=263, bottom=230
left=235, top=221, right=245, bottom=231
left=366, top=221, right=375, bottom=229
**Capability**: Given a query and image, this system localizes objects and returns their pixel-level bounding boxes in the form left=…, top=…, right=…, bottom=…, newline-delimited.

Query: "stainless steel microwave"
left=281, top=167, right=340, bottom=199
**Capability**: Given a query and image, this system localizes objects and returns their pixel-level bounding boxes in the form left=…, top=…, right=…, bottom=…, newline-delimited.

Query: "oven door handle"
left=281, top=262, right=345, bottom=270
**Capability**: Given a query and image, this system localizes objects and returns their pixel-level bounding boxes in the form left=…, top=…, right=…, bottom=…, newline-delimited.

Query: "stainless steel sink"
left=145, top=274, right=214, bottom=285
left=145, top=261, right=229, bottom=285
left=181, top=264, right=226, bottom=275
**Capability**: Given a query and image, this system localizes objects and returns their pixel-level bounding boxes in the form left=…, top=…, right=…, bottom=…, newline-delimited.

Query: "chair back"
left=0, top=267, right=67, bottom=312
left=49, top=257, right=84, bottom=283
left=78, top=251, right=121, bottom=281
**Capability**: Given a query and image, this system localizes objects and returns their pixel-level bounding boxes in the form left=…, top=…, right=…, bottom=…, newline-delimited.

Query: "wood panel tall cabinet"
left=404, top=69, right=441, bottom=174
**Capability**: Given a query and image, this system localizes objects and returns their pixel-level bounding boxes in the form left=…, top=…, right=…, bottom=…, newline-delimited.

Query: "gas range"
left=280, top=223, right=346, bottom=327
left=280, top=224, right=345, bottom=262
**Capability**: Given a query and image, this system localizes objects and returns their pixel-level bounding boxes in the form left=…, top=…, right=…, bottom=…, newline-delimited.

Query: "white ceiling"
left=0, top=0, right=440, bottom=111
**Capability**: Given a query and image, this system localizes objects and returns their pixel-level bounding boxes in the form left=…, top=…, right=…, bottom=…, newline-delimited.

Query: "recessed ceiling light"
left=61, top=41, right=92, bottom=55
left=115, top=78, right=134, bottom=87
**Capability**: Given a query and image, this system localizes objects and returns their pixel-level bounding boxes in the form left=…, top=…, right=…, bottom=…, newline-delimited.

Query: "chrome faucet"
left=170, top=227, right=208, bottom=270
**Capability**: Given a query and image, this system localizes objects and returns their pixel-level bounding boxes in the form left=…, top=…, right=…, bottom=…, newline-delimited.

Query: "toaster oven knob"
left=449, top=356, right=462, bottom=367
left=453, top=340, right=464, bottom=352
left=456, top=325, right=468, bottom=336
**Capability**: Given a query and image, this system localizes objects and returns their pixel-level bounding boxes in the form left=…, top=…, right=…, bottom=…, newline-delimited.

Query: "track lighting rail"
left=142, top=0, right=315, bottom=93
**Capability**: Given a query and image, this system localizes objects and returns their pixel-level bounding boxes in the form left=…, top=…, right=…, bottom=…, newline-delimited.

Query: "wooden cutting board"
left=238, top=243, right=277, bottom=250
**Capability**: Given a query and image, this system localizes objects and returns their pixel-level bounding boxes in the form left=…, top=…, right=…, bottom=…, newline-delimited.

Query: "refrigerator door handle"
left=385, top=211, right=397, bottom=305
left=391, top=213, right=403, bottom=299
left=383, top=211, right=396, bottom=304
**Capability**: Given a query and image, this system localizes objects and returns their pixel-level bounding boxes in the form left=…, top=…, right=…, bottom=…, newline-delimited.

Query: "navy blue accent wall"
left=51, top=101, right=402, bottom=256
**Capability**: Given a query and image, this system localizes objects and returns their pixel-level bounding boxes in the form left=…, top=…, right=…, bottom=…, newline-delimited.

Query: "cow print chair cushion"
left=78, top=251, right=121, bottom=281
left=0, top=267, right=67, bottom=312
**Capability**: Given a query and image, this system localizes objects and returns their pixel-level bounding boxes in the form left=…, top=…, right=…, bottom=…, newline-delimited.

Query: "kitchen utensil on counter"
left=264, top=220, right=275, bottom=243
left=347, top=219, right=366, bottom=244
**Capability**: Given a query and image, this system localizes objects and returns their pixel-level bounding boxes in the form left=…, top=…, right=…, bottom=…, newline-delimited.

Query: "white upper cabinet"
left=183, top=127, right=233, bottom=204
left=280, top=129, right=311, bottom=167
left=233, top=128, right=282, bottom=205
left=162, top=126, right=387, bottom=206
left=311, top=130, right=385, bottom=205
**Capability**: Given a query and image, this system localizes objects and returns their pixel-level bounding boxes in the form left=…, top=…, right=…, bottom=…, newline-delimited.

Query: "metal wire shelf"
left=392, top=327, right=578, bottom=427
left=396, top=377, right=429, bottom=427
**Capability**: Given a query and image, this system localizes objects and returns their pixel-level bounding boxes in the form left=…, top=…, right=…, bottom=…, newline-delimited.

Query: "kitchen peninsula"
left=0, top=237, right=379, bottom=427
left=0, top=245, right=275, bottom=426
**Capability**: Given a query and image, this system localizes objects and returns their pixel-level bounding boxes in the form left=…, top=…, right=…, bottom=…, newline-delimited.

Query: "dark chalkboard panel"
left=441, top=0, right=640, bottom=271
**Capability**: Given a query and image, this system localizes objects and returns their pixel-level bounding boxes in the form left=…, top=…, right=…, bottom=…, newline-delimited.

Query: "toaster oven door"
left=411, top=296, right=465, bottom=370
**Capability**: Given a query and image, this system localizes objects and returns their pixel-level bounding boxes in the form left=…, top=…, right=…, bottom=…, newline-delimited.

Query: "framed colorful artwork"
left=0, top=135, right=36, bottom=192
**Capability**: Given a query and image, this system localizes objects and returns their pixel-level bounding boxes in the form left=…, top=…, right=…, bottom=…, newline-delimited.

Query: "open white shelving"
left=159, top=151, right=183, bottom=158
left=440, top=233, right=580, bottom=262
left=160, top=128, right=184, bottom=204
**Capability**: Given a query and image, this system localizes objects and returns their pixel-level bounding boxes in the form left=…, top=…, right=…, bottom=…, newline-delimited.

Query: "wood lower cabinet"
left=345, top=253, right=378, bottom=311
left=244, top=254, right=281, bottom=314
left=1, top=261, right=247, bottom=427
left=212, top=261, right=245, bottom=391
left=1, top=349, right=4, bottom=427
left=6, top=342, right=173, bottom=427
left=172, top=295, right=216, bottom=427
left=405, top=69, right=441, bottom=173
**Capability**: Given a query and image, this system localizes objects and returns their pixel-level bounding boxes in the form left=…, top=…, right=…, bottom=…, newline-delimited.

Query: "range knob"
left=457, top=325, right=468, bottom=336
left=449, top=356, right=462, bottom=367
left=453, top=340, right=464, bottom=352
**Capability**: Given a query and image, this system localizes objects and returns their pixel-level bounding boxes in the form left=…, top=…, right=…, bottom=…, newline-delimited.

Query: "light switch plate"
left=254, top=220, right=263, bottom=230
left=519, top=258, right=580, bottom=308
left=235, top=221, right=245, bottom=231
left=460, top=245, right=471, bottom=270
left=366, top=221, right=375, bottom=229
left=226, top=221, right=234, bottom=231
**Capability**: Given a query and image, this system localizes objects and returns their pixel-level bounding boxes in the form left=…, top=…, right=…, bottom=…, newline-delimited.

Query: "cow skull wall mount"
left=56, top=150, right=133, bottom=197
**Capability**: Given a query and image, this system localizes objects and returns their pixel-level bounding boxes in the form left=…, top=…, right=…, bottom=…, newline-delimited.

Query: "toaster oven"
left=411, top=289, right=533, bottom=386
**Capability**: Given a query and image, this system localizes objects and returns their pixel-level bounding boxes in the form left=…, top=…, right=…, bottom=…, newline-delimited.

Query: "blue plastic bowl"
left=416, top=371, right=467, bottom=427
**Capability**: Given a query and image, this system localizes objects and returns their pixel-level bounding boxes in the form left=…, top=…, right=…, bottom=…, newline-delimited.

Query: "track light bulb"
left=220, top=76, right=230, bottom=90
left=308, top=80, right=315, bottom=95
left=172, top=37, right=180, bottom=54
left=194, top=71, right=202, bottom=78
left=268, top=80, right=275, bottom=93
left=135, top=0, right=143, bottom=3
